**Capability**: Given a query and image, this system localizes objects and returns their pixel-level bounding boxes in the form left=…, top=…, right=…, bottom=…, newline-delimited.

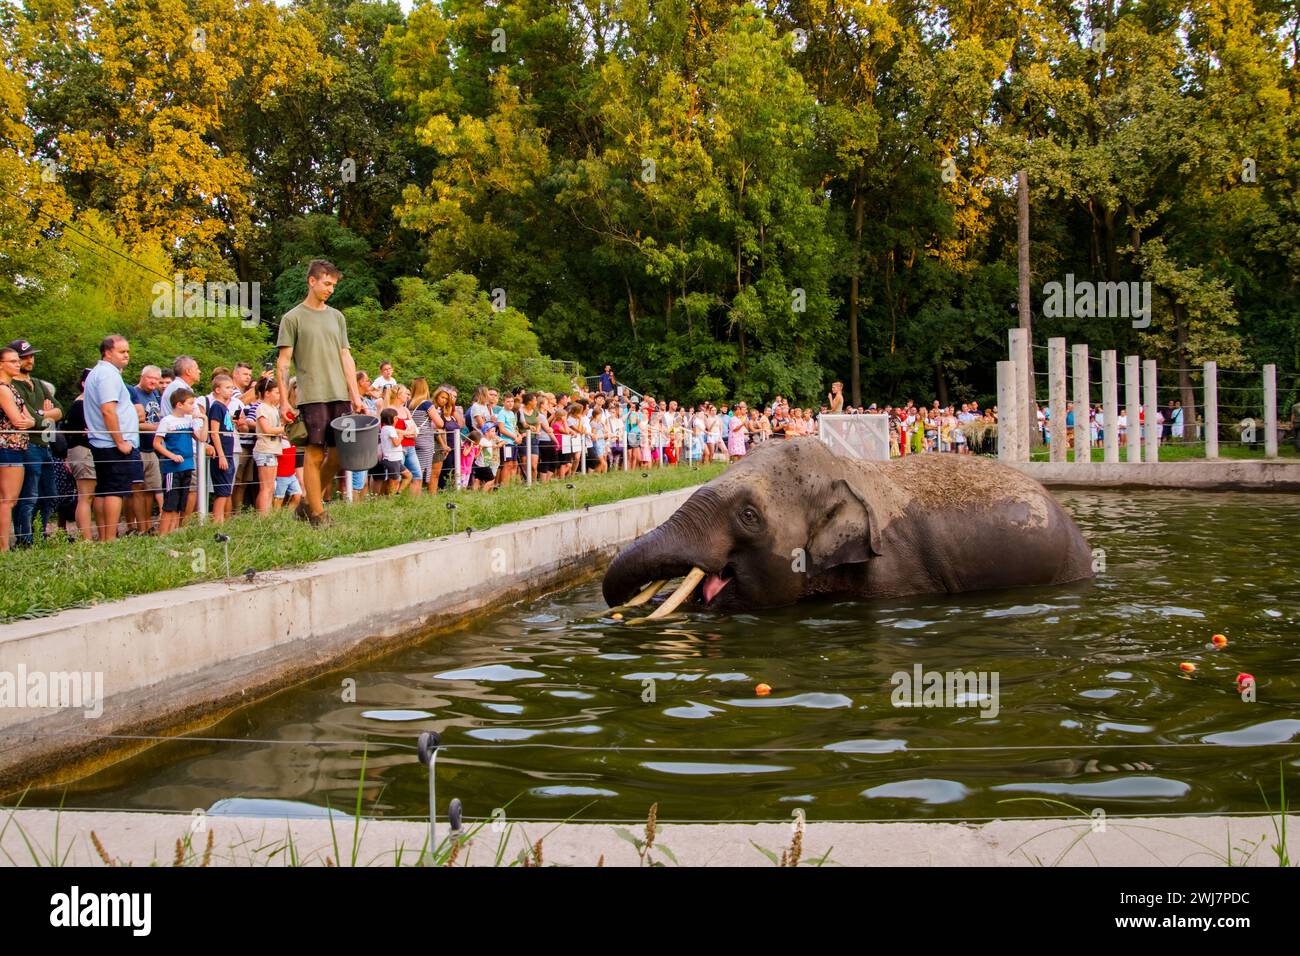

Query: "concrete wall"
left=1015, top=459, right=1300, bottom=492
left=0, top=487, right=698, bottom=791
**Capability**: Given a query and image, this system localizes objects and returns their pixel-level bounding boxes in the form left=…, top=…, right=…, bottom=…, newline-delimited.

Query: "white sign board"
left=818, top=413, right=890, bottom=461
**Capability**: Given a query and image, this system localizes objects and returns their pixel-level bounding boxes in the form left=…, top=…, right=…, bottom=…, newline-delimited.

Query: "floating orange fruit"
left=1179, top=662, right=1197, bottom=673
left=610, top=612, right=623, bottom=621
left=755, top=683, right=772, bottom=696
left=1211, top=634, right=1228, bottom=648
left=1236, top=673, right=1255, bottom=691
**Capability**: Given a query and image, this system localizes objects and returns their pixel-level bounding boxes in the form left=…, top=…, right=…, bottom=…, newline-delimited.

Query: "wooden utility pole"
left=1017, top=169, right=1038, bottom=445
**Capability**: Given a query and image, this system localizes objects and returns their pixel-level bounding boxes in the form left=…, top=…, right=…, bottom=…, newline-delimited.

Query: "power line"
left=0, top=181, right=174, bottom=283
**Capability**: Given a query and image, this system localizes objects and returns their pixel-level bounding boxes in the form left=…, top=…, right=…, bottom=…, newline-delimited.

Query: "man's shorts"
left=274, top=474, right=303, bottom=499
left=299, top=400, right=353, bottom=447
left=91, top=445, right=144, bottom=498
left=161, top=470, right=194, bottom=513
left=139, top=450, right=163, bottom=492
left=66, top=445, right=96, bottom=481
left=209, top=459, right=234, bottom=498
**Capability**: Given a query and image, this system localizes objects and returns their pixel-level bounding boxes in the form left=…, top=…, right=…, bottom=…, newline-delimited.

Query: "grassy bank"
left=1030, top=443, right=1300, bottom=462
left=0, top=464, right=725, bottom=623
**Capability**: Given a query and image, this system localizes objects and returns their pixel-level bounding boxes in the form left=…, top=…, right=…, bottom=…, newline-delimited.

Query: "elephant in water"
left=602, top=437, right=1093, bottom=614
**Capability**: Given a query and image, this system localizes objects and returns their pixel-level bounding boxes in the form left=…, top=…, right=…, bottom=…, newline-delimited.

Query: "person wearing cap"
left=84, top=334, right=143, bottom=542
left=7, top=339, right=63, bottom=546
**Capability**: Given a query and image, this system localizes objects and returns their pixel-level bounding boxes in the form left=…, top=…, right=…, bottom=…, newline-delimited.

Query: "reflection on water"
left=21, top=491, right=1300, bottom=821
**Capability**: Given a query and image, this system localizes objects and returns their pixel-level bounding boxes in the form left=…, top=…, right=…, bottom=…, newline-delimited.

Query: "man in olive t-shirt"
left=275, top=260, right=364, bottom=524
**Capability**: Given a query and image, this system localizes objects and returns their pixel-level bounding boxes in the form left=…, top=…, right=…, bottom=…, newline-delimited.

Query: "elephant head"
left=602, top=438, right=883, bottom=612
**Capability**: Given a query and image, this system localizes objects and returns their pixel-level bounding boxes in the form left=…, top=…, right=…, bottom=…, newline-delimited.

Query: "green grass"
left=0, top=464, right=725, bottom=623
left=1030, top=442, right=1300, bottom=462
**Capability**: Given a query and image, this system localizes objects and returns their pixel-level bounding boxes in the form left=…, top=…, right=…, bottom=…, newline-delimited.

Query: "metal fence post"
left=196, top=431, right=209, bottom=524
left=453, top=429, right=462, bottom=489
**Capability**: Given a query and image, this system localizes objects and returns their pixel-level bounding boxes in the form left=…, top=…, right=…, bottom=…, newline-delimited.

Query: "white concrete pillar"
left=1048, top=337, right=1067, bottom=462
left=1009, top=328, right=1030, bottom=462
left=1204, top=361, right=1218, bottom=459
left=1143, top=359, right=1159, bottom=463
left=1072, top=344, right=1089, bottom=465
left=997, top=360, right=1017, bottom=462
left=1125, top=355, right=1142, bottom=464
left=1101, top=350, right=1119, bottom=463
left=1264, top=364, right=1278, bottom=458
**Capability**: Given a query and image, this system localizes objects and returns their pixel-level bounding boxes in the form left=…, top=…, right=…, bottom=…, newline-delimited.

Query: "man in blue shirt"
left=84, top=334, right=142, bottom=542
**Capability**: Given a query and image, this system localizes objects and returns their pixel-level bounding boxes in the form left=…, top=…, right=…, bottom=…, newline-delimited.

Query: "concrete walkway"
left=2, top=809, right=1294, bottom=867
left=1017, top=459, right=1300, bottom=491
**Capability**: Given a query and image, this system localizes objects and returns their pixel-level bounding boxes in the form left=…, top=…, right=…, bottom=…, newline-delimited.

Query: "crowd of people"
left=5, top=260, right=1253, bottom=552
left=0, top=327, right=1011, bottom=551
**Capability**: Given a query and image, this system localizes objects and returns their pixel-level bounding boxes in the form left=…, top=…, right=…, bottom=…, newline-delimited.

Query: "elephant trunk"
left=602, top=487, right=731, bottom=608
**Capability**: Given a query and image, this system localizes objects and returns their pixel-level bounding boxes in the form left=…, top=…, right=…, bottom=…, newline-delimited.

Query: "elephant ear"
left=806, top=478, right=882, bottom=574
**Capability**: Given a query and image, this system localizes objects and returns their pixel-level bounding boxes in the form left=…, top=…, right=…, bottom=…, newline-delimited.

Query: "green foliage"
left=347, top=272, right=569, bottom=394
left=0, top=212, right=269, bottom=397
left=0, top=0, right=1296, bottom=407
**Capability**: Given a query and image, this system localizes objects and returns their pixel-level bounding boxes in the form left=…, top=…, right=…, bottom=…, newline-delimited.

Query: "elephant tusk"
left=645, top=567, right=706, bottom=620
left=616, top=579, right=668, bottom=610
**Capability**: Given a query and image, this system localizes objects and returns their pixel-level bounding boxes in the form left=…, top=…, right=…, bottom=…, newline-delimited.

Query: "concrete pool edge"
left=3, top=808, right=1297, bottom=867
left=1016, top=459, right=1300, bottom=491
left=0, top=486, right=699, bottom=793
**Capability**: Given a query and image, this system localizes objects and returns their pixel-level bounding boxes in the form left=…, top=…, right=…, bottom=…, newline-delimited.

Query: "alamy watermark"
left=1042, top=274, right=1151, bottom=329
left=0, top=664, right=104, bottom=718
left=890, top=664, right=999, bottom=719
left=152, top=273, right=261, bottom=327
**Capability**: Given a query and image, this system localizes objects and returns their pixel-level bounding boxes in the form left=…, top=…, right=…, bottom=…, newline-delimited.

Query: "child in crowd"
left=273, top=429, right=303, bottom=511
left=253, top=378, right=285, bottom=514
left=153, top=387, right=203, bottom=535
left=470, top=425, right=499, bottom=490
left=378, top=407, right=405, bottom=495
left=206, top=373, right=237, bottom=523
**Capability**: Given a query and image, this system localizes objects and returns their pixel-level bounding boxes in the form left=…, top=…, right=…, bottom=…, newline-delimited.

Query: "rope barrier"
left=3, top=726, right=1297, bottom=755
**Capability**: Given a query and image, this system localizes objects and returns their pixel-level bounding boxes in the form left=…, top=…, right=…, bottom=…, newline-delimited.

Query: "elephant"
left=602, top=437, right=1093, bottom=615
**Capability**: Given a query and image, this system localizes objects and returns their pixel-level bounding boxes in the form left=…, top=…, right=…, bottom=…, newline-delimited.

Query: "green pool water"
left=23, top=490, right=1300, bottom=823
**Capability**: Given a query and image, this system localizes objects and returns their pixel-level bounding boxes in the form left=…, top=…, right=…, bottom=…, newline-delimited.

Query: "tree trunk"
left=936, top=359, right=948, bottom=407
left=849, top=174, right=864, bottom=406
left=1017, top=169, right=1038, bottom=444
left=623, top=272, right=638, bottom=342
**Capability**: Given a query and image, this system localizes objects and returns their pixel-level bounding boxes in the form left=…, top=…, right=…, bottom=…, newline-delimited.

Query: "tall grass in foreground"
left=0, top=464, right=725, bottom=622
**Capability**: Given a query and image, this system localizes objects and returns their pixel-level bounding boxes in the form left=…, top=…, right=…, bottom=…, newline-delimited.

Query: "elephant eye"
left=740, top=506, right=760, bottom=526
